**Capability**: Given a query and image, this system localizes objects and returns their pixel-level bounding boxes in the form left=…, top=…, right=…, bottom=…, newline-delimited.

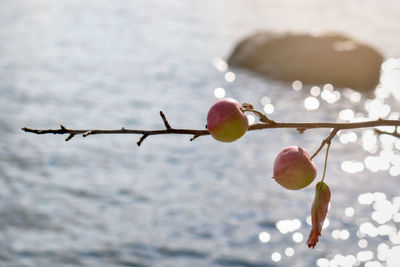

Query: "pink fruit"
left=207, top=98, right=249, bottom=142
left=273, top=146, right=317, bottom=190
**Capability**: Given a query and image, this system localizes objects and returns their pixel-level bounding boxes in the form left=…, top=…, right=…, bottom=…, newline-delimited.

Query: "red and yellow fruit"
left=273, top=146, right=317, bottom=190
left=207, top=98, right=249, bottom=142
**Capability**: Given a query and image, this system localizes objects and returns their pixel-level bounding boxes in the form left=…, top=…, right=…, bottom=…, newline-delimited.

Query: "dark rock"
left=228, top=32, right=383, bottom=92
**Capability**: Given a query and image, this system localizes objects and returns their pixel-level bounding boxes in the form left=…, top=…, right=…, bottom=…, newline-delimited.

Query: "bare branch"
left=21, top=110, right=400, bottom=145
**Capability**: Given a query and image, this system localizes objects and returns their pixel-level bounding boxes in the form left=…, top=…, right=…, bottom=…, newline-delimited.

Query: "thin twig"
left=137, top=134, right=148, bottom=146
left=374, top=128, right=400, bottom=138
left=160, top=111, right=172, bottom=130
left=310, top=129, right=339, bottom=160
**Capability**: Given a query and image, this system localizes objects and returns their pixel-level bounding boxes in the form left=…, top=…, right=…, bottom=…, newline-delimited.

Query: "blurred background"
left=1, top=0, right=400, bottom=266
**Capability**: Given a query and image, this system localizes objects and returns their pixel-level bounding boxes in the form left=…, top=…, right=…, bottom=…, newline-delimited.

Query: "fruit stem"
left=242, top=109, right=275, bottom=124
left=320, top=141, right=331, bottom=183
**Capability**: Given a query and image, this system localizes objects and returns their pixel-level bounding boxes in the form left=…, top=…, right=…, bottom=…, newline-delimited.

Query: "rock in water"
left=228, top=32, right=383, bottom=92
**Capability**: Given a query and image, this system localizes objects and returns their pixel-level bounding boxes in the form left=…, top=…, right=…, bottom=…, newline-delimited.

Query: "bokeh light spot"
left=292, top=232, right=303, bottom=243
left=339, top=109, right=355, bottom=121
left=310, top=86, right=321, bottom=96
left=258, top=231, right=271, bottom=243
left=358, top=239, right=368, bottom=248
left=357, top=250, right=374, bottom=262
left=212, top=57, right=228, bottom=72
left=271, top=252, right=281, bottom=262
left=225, top=71, right=235, bottom=82
left=292, top=80, right=303, bottom=91
left=214, top=87, right=225, bottom=98
left=345, top=207, right=355, bottom=217
left=359, top=193, right=374, bottom=205
left=285, top=247, right=295, bottom=257
left=304, top=96, right=320, bottom=110
left=263, top=104, right=274, bottom=114
left=260, top=96, right=271, bottom=105
left=316, top=258, right=330, bottom=267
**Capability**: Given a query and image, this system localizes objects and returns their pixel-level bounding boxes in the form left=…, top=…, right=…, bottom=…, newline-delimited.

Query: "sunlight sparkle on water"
left=377, top=225, right=396, bottom=236
left=213, top=87, right=225, bottom=98
left=225, top=71, right=235, bottom=82
left=320, top=85, right=341, bottom=104
left=332, top=229, right=340, bottom=239
left=340, top=229, right=350, bottom=240
left=377, top=243, right=389, bottom=261
left=263, top=104, right=274, bottom=114
left=341, top=160, right=364, bottom=173
left=271, top=252, right=281, bottom=262
left=359, top=222, right=378, bottom=237
left=260, top=96, right=271, bottom=105
left=393, top=213, right=400, bottom=223
left=304, top=96, right=320, bottom=110
left=357, top=250, right=374, bottom=262
left=339, top=109, right=355, bottom=121
left=364, top=99, right=391, bottom=119
left=325, top=254, right=357, bottom=267
left=365, top=261, right=383, bottom=267
left=390, top=166, right=400, bottom=176
left=373, top=192, right=387, bottom=202
left=316, top=258, right=330, bottom=267
left=380, top=58, right=400, bottom=100
left=332, top=229, right=350, bottom=240
left=362, top=130, right=378, bottom=153
left=323, top=83, right=334, bottom=91
left=292, top=80, right=303, bottom=91
left=212, top=57, right=228, bottom=72
left=372, top=199, right=396, bottom=224
left=285, top=247, right=294, bottom=257
left=339, top=130, right=357, bottom=143
left=275, top=219, right=301, bottom=234
left=358, top=239, right=368, bottom=248
left=258, top=231, right=271, bottom=243
left=343, top=88, right=362, bottom=102
left=365, top=156, right=390, bottom=172
left=292, top=232, right=303, bottom=243
left=387, top=246, right=400, bottom=266
left=358, top=193, right=374, bottom=205
left=310, top=86, right=321, bottom=96
left=345, top=207, right=355, bottom=217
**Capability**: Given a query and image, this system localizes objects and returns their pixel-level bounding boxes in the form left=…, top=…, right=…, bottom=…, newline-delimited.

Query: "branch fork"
left=21, top=104, right=400, bottom=147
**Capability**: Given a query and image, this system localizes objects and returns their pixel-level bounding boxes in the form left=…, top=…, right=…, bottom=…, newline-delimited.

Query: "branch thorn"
left=137, top=134, right=148, bottom=146
left=65, top=134, right=75, bottom=141
left=160, top=111, right=172, bottom=130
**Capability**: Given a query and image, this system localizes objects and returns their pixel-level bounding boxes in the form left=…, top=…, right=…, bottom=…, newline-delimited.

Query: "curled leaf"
left=307, top=181, right=331, bottom=248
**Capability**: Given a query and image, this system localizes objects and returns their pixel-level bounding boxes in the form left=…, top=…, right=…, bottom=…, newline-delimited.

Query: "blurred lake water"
left=1, top=0, right=400, bottom=266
